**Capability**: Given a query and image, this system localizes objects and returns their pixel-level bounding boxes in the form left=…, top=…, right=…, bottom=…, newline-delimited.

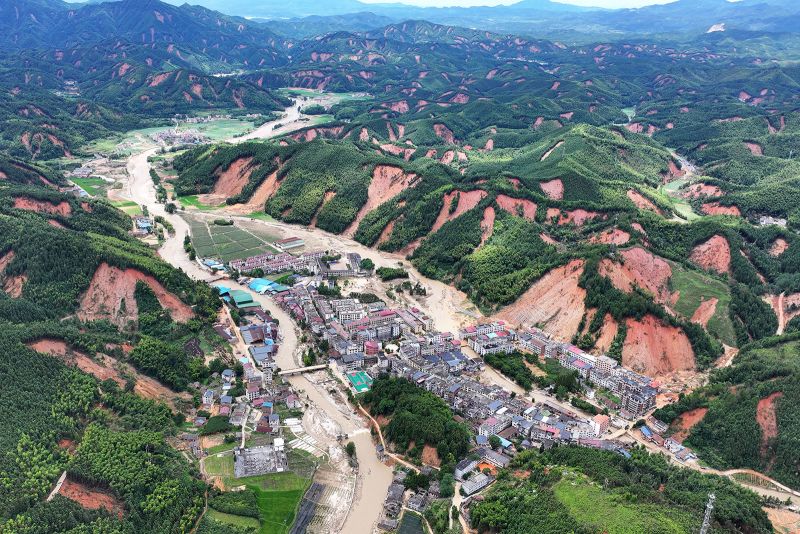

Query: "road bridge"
left=278, top=364, right=329, bottom=376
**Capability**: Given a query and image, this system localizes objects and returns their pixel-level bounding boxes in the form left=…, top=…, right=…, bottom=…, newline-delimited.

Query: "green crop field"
left=660, top=179, right=702, bottom=221
left=180, top=195, right=225, bottom=211
left=553, top=475, right=697, bottom=534
left=206, top=509, right=261, bottom=530
left=203, top=456, right=312, bottom=534
left=110, top=199, right=143, bottom=216
left=187, top=217, right=278, bottom=261
left=71, top=176, right=108, bottom=196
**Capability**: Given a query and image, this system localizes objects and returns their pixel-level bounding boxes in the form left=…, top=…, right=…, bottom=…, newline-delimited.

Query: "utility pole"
left=699, top=493, right=715, bottom=534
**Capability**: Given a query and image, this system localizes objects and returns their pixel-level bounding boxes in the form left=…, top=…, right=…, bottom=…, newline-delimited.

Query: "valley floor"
left=111, top=97, right=799, bottom=529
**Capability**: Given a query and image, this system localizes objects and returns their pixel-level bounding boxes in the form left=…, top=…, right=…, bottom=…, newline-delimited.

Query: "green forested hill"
left=0, top=163, right=221, bottom=532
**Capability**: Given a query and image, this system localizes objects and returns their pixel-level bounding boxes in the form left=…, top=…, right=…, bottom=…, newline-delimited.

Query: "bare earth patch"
left=691, top=297, right=718, bottom=327
left=546, top=208, right=600, bottom=227
left=670, top=407, right=707, bottom=443
left=744, top=142, right=763, bottom=156
left=539, top=178, right=564, bottom=200
left=496, top=194, right=537, bottom=221
left=28, top=338, right=188, bottom=408
left=376, top=218, right=396, bottom=247
left=58, top=477, right=124, bottom=518
left=756, top=392, right=783, bottom=459
left=595, top=314, right=619, bottom=353
left=682, top=183, right=723, bottom=199
left=599, top=247, right=673, bottom=304
left=13, top=196, right=72, bottom=217
left=690, top=235, right=731, bottom=275
left=770, top=238, right=789, bottom=257
left=430, top=190, right=487, bottom=233
left=627, top=190, right=660, bottom=213
left=495, top=260, right=586, bottom=340
left=766, top=507, right=800, bottom=534
left=480, top=206, right=495, bottom=245
left=226, top=162, right=284, bottom=215
left=77, top=262, right=194, bottom=327
left=345, top=165, right=418, bottom=237
left=28, top=339, right=125, bottom=387
left=199, top=156, right=255, bottom=205
left=622, top=315, right=695, bottom=378
left=422, top=445, right=442, bottom=467
left=310, top=191, right=336, bottom=228
left=701, top=202, right=740, bottom=217
left=433, top=123, right=456, bottom=144
left=590, top=228, right=630, bottom=246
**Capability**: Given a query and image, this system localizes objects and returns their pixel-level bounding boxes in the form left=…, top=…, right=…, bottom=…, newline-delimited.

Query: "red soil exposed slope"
left=28, top=339, right=125, bottom=387
left=691, top=297, right=718, bottom=327
left=58, top=477, right=124, bottom=518
left=671, top=407, right=707, bottom=443
left=345, top=165, right=418, bottom=236
left=310, top=191, right=336, bottom=228
left=546, top=208, right=600, bottom=226
left=770, top=238, right=789, bottom=257
left=0, top=251, right=14, bottom=273
left=433, top=123, right=456, bottom=144
left=496, top=194, right=537, bottom=220
left=590, top=228, right=630, bottom=245
left=430, top=190, right=487, bottom=233
left=226, top=165, right=283, bottom=215
left=682, top=183, right=723, bottom=199
left=622, top=315, right=695, bottom=378
left=13, top=196, right=72, bottom=217
left=701, top=202, right=740, bottom=217
left=539, top=178, right=564, bottom=200
left=595, top=314, right=619, bottom=353
left=690, top=235, right=731, bottom=274
left=756, top=392, right=783, bottom=457
left=627, top=189, right=660, bottom=213
left=376, top=218, right=396, bottom=247
left=599, top=247, right=672, bottom=304
left=0, top=250, right=26, bottom=298
left=201, top=157, right=254, bottom=203
left=744, top=142, right=763, bottom=156
left=496, top=260, right=586, bottom=340
left=77, top=263, right=194, bottom=327
left=480, top=206, right=495, bottom=245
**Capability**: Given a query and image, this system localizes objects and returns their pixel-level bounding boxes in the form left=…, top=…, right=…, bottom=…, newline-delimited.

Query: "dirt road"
left=625, top=429, right=799, bottom=505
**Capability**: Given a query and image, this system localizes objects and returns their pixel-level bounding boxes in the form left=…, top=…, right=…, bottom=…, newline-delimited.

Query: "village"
left=178, top=241, right=698, bottom=532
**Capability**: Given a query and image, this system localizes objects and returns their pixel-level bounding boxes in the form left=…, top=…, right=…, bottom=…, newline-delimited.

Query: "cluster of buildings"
left=461, top=324, right=659, bottom=419
left=640, top=416, right=697, bottom=463
left=515, top=328, right=659, bottom=418
left=379, top=468, right=445, bottom=530
left=229, top=250, right=323, bottom=275
left=228, top=248, right=370, bottom=283
left=151, top=128, right=207, bottom=146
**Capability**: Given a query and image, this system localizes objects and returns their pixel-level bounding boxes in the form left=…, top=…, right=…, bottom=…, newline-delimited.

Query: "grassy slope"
left=553, top=474, right=697, bottom=533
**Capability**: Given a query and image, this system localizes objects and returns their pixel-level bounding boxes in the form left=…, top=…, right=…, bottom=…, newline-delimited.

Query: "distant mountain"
left=261, top=12, right=397, bottom=38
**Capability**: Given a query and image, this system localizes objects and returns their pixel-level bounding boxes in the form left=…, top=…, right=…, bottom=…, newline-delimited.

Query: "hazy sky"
left=360, top=0, right=676, bottom=7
